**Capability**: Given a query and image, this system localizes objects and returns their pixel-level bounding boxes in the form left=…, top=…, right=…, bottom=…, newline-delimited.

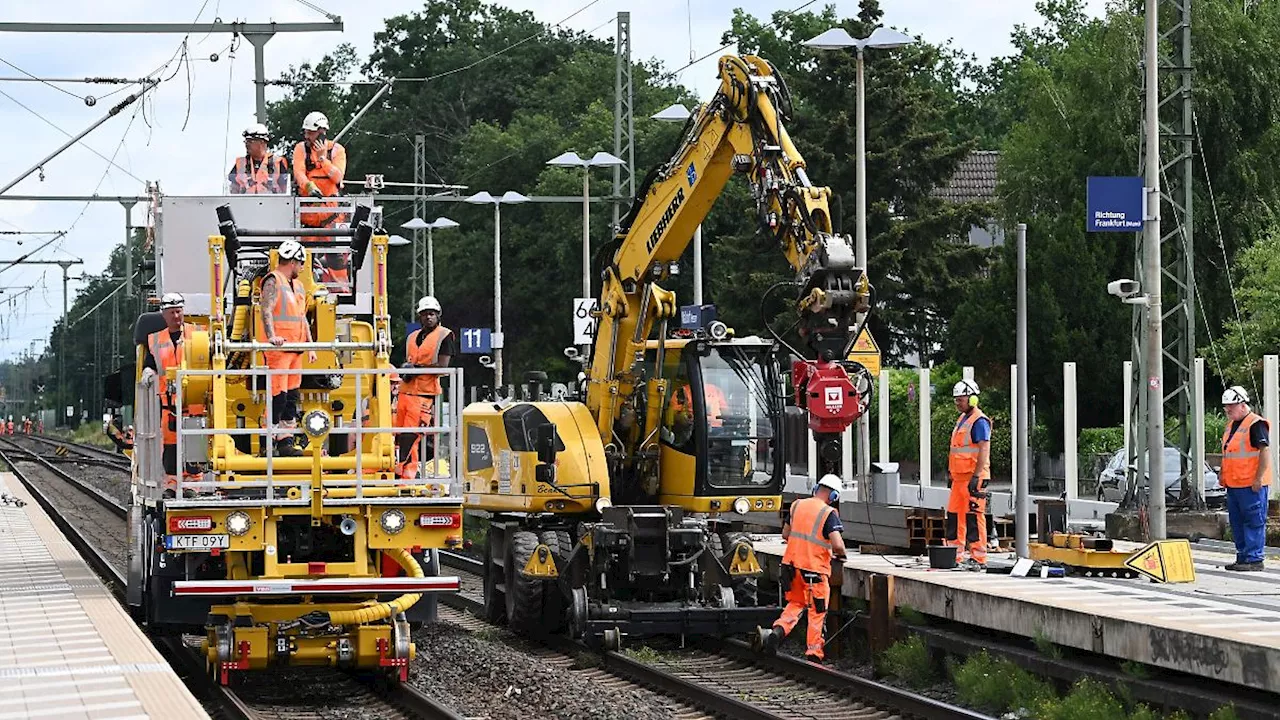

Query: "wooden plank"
left=868, top=573, right=896, bottom=655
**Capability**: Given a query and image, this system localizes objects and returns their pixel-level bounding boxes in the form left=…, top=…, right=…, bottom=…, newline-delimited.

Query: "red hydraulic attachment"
left=792, top=359, right=861, bottom=435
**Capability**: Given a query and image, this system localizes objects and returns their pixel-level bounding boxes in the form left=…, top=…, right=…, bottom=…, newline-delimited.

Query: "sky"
left=0, top=0, right=1108, bottom=361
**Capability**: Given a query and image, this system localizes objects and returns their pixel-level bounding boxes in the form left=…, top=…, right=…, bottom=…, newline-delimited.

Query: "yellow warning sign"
left=1124, top=539, right=1196, bottom=583
left=846, top=329, right=881, bottom=377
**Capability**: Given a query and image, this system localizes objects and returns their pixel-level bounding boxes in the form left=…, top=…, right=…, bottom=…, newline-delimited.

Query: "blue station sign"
left=1086, top=176, right=1145, bottom=232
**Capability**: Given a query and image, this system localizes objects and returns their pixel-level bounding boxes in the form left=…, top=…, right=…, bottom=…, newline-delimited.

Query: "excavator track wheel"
left=537, top=530, right=570, bottom=632
left=505, top=530, right=544, bottom=634
left=569, top=586, right=589, bottom=640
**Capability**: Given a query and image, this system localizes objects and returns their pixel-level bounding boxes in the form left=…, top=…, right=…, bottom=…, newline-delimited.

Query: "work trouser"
left=395, top=394, right=435, bottom=479
left=773, top=567, right=830, bottom=660
left=946, top=472, right=987, bottom=563
left=264, top=351, right=303, bottom=442
left=1227, top=485, right=1270, bottom=564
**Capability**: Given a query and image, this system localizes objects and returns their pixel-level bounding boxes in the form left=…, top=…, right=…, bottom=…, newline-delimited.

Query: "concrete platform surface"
left=753, top=535, right=1280, bottom=694
left=0, top=473, right=209, bottom=719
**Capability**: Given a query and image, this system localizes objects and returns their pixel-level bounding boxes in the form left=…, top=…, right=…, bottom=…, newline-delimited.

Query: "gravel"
left=10, top=459, right=129, bottom=572
left=232, top=668, right=408, bottom=720
left=411, top=623, right=674, bottom=720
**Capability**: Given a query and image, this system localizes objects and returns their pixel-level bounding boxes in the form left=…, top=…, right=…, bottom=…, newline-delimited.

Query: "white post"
left=1193, top=357, right=1206, bottom=500
left=1011, top=363, right=1018, bottom=489
left=919, top=367, right=931, bottom=487
left=1123, top=360, right=1132, bottom=474
left=962, top=366, right=974, bottom=382
left=842, top=424, right=854, bottom=488
left=1143, top=0, right=1166, bottom=540
left=493, top=203, right=504, bottom=389
left=1064, top=362, right=1078, bottom=503
left=1266, top=355, right=1279, bottom=486
left=427, top=226, right=435, bottom=297
left=582, top=169, right=591, bottom=299
left=693, top=225, right=704, bottom=305
left=807, top=432, right=818, bottom=482
left=878, top=368, right=890, bottom=464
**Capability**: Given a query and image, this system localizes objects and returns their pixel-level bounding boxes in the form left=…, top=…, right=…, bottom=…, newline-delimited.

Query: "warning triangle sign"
left=1123, top=539, right=1196, bottom=583
left=1124, top=543, right=1166, bottom=582
left=851, top=329, right=878, bottom=353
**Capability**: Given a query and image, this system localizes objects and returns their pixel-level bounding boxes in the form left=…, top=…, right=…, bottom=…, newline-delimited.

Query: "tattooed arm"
left=260, top=275, right=281, bottom=344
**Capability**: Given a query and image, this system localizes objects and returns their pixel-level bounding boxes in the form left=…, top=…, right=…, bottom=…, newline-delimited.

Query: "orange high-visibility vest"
left=147, top=323, right=207, bottom=426
left=256, top=270, right=307, bottom=343
left=1221, top=412, right=1270, bottom=488
left=402, top=326, right=452, bottom=397
left=293, top=139, right=346, bottom=227
left=949, top=409, right=990, bottom=479
left=230, top=154, right=288, bottom=194
left=676, top=383, right=727, bottom=427
left=782, top=496, right=837, bottom=575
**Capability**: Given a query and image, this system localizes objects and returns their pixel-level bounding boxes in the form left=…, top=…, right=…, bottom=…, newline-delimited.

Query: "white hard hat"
left=302, top=111, right=329, bottom=131
left=278, top=239, right=306, bottom=262
left=1222, top=386, right=1250, bottom=405
left=952, top=380, right=980, bottom=398
left=242, top=122, right=270, bottom=141
left=159, top=292, right=184, bottom=310
left=816, top=474, right=842, bottom=493
left=416, top=296, right=442, bottom=314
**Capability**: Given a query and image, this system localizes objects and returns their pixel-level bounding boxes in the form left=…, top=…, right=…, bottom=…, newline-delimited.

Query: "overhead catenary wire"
left=667, top=0, right=821, bottom=76
left=0, top=87, right=147, bottom=185
left=0, top=55, right=87, bottom=101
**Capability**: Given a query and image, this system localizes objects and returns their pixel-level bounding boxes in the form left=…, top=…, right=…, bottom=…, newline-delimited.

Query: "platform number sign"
left=573, top=298, right=598, bottom=345
left=460, top=327, right=492, bottom=354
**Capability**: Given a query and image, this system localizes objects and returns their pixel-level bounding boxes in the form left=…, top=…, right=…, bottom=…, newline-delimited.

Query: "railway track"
left=439, top=551, right=990, bottom=720
left=30, top=432, right=133, bottom=470
left=0, top=441, right=467, bottom=720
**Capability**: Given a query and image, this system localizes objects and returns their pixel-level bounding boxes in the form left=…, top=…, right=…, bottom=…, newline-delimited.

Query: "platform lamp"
left=464, top=190, right=530, bottom=390
left=649, top=103, right=704, bottom=304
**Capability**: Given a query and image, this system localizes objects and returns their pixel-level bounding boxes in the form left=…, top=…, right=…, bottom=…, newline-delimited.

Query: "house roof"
left=932, top=150, right=999, bottom=204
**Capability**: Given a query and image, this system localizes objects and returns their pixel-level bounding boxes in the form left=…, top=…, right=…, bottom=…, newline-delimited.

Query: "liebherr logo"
left=647, top=187, right=685, bottom=253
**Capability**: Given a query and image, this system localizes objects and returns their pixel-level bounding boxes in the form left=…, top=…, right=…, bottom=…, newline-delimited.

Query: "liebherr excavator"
left=462, top=54, right=873, bottom=648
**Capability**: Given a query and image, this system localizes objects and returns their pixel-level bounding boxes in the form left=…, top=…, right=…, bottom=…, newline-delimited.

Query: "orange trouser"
left=263, top=351, right=303, bottom=396
left=395, top=394, right=435, bottom=479
left=773, top=569, right=830, bottom=660
left=946, top=472, right=988, bottom=563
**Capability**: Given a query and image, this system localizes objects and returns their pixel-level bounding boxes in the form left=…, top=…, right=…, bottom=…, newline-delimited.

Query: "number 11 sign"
left=460, top=327, right=492, bottom=354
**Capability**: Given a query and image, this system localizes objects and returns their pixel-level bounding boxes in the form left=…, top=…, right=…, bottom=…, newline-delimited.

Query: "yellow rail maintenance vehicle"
left=464, top=54, right=874, bottom=650
left=126, top=192, right=464, bottom=684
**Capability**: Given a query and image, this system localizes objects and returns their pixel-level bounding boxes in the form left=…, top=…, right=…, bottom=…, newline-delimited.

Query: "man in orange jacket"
left=141, top=293, right=204, bottom=494
left=293, top=111, right=350, bottom=293
left=1221, top=386, right=1271, bottom=571
left=946, top=379, right=991, bottom=569
left=762, top=474, right=847, bottom=662
left=258, top=240, right=317, bottom=457
left=228, top=123, right=290, bottom=194
left=396, top=296, right=454, bottom=479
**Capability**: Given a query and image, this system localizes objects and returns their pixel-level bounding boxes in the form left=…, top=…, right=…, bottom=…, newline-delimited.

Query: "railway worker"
left=4, top=418, right=10, bottom=435
left=291, top=111, right=350, bottom=292
left=22, top=417, right=31, bottom=434
left=228, top=123, right=290, bottom=194
left=37, top=418, right=43, bottom=434
left=946, top=380, right=991, bottom=569
left=395, top=296, right=453, bottom=479
left=1221, top=386, right=1271, bottom=571
left=258, top=239, right=316, bottom=457
left=762, top=474, right=847, bottom=662
left=141, top=293, right=204, bottom=494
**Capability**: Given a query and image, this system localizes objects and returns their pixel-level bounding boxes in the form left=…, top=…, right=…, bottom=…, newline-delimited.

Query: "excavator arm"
left=587, top=54, right=871, bottom=474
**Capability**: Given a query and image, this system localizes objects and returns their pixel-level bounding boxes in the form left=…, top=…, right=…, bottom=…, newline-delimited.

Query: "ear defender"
left=970, top=395, right=979, bottom=407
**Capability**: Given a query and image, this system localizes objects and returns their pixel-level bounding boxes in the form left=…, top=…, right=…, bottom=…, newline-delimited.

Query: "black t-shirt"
left=1226, top=416, right=1271, bottom=450
left=411, top=327, right=455, bottom=361
left=142, top=329, right=182, bottom=371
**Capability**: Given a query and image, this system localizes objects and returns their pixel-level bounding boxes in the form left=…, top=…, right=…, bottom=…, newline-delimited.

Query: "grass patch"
left=471, top=626, right=502, bottom=642
left=950, top=651, right=1055, bottom=714
left=877, top=635, right=934, bottom=688
left=896, top=604, right=927, bottom=626
left=623, top=646, right=663, bottom=664
left=1120, top=660, right=1151, bottom=680
left=1035, top=678, right=1128, bottom=720
left=1033, top=629, right=1064, bottom=659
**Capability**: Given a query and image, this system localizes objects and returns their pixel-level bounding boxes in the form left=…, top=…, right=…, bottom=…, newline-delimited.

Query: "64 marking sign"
left=573, top=298, right=598, bottom=345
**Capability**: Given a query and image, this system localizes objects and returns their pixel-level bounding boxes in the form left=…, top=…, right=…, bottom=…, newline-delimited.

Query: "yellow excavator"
left=462, top=54, right=873, bottom=648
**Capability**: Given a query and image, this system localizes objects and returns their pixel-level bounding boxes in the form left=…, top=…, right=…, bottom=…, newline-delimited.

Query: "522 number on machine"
left=166, top=534, right=230, bottom=550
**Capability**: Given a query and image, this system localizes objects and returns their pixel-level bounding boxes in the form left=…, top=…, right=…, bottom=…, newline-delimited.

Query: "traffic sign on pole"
left=573, top=298, right=597, bottom=345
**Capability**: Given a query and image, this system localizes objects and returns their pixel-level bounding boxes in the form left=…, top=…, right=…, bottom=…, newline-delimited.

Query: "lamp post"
left=804, top=26, right=915, bottom=485
left=464, top=190, right=530, bottom=391
left=650, top=103, right=705, bottom=304
left=402, top=216, right=459, bottom=302
left=546, top=151, right=625, bottom=299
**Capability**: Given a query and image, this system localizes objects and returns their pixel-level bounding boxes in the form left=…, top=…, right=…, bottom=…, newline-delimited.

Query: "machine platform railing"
left=159, top=365, right=462, bottom=508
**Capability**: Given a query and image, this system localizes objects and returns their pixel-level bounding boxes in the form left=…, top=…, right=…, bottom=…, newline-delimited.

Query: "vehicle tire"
left=505, top=530, right=544, bottom=634
left=720, top=531, right=759, bottom=606
left=537, top=530, right=569, bottom=633
left=482, top=527, right=506, bottom=624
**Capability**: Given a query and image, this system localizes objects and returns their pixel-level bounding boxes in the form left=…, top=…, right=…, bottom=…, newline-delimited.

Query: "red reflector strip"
left=172, top=576, right=461, bottom=596
left=169, top=516, right=214, bottom=532
left=417, top=513, right=462, bottom=529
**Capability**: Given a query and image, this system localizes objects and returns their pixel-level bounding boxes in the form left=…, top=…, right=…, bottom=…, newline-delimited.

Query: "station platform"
left=752, top=535, right=1280, bottom=694
left=0, top=473, right=208, bottom=719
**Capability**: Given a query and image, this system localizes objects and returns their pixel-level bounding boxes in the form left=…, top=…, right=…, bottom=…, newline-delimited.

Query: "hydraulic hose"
left=324, top=547, right=424, bottom=626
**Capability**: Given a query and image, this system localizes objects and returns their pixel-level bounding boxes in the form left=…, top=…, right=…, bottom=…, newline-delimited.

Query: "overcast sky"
left=0, top=0, right=1107, bottom=360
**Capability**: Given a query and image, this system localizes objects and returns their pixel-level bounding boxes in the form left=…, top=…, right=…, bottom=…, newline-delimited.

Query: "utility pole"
left=1141, top=0, right=1166, bottom=540
left=121, top=201, right=136, bottom=297
left=0, top=258, right=84, bottom=424
left=0, top=21, right=343, bottom=125
left=612, top=12, right=635, bottom=229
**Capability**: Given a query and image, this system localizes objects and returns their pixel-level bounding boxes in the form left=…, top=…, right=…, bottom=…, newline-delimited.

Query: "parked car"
left=1095, top=446, right=1225, bottom=507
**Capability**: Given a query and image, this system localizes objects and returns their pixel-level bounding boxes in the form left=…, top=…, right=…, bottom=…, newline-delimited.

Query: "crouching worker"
left=762, top=474, right=848, bottom=662
left=258, top=240, right=317, bottom=456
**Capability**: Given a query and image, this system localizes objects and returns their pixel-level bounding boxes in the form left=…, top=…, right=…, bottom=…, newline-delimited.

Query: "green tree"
left=1207, top=224, right=1280, bottom=388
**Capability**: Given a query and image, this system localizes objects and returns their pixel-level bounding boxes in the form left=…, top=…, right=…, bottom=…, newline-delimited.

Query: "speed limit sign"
left=573, top=298, right=597, bottom=345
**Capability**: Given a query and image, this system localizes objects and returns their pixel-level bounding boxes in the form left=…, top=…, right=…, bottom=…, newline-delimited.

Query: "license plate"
left=166, top=534, right=230, bottom=550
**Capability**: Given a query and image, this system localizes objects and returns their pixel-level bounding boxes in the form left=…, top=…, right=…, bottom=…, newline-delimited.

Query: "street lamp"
left=547, top=150, right=625, bottom=299
left=402, top=217, right=461, bottom=299
left=464, top=190, right=529, bottom=391
left=802, top=26, right=915, bottom=271
left=649, top=104, right=705, bottom=304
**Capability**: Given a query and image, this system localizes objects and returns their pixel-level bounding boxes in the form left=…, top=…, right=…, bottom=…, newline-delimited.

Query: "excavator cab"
left=649, top=336, right=784, bottom=511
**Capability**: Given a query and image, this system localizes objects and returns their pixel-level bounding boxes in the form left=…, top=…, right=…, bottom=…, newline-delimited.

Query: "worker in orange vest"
left=396, top=296, right=454, bottom=479
left=761, top=474, right=847, bottom=662
left=292, top=111, right=350, bottom=293
left=228, top=123, right=290, bottom=194
left=1221, top=386, right=1271, bottom=571
left=141, top=293, right=205, bottom=494
left=946, top=380, right=991, bottom=569
left=258, top=240, right=317, bottom=457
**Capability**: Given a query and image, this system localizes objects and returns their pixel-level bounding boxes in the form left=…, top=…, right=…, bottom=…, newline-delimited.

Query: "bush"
left=1208, top=706, right=1241, bottom=720
left=1079, top=426, right=1124, bottom=458
left=1035, top=678, right=1128, bottom=720
left=951, top=651, right=1056, bottom=714
left=877, top=635, right=934, bottom=688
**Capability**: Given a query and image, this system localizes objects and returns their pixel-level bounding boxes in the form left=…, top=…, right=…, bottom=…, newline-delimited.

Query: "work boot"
left=804, top=653, right=827, bottom=664
left=762, top=625, right=784, bottom=654
left=275, top=437, right=304, bottom=457
left=961, top=558, right=986, bottom=572
left=1226, top=561, right=1264, bottom=572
